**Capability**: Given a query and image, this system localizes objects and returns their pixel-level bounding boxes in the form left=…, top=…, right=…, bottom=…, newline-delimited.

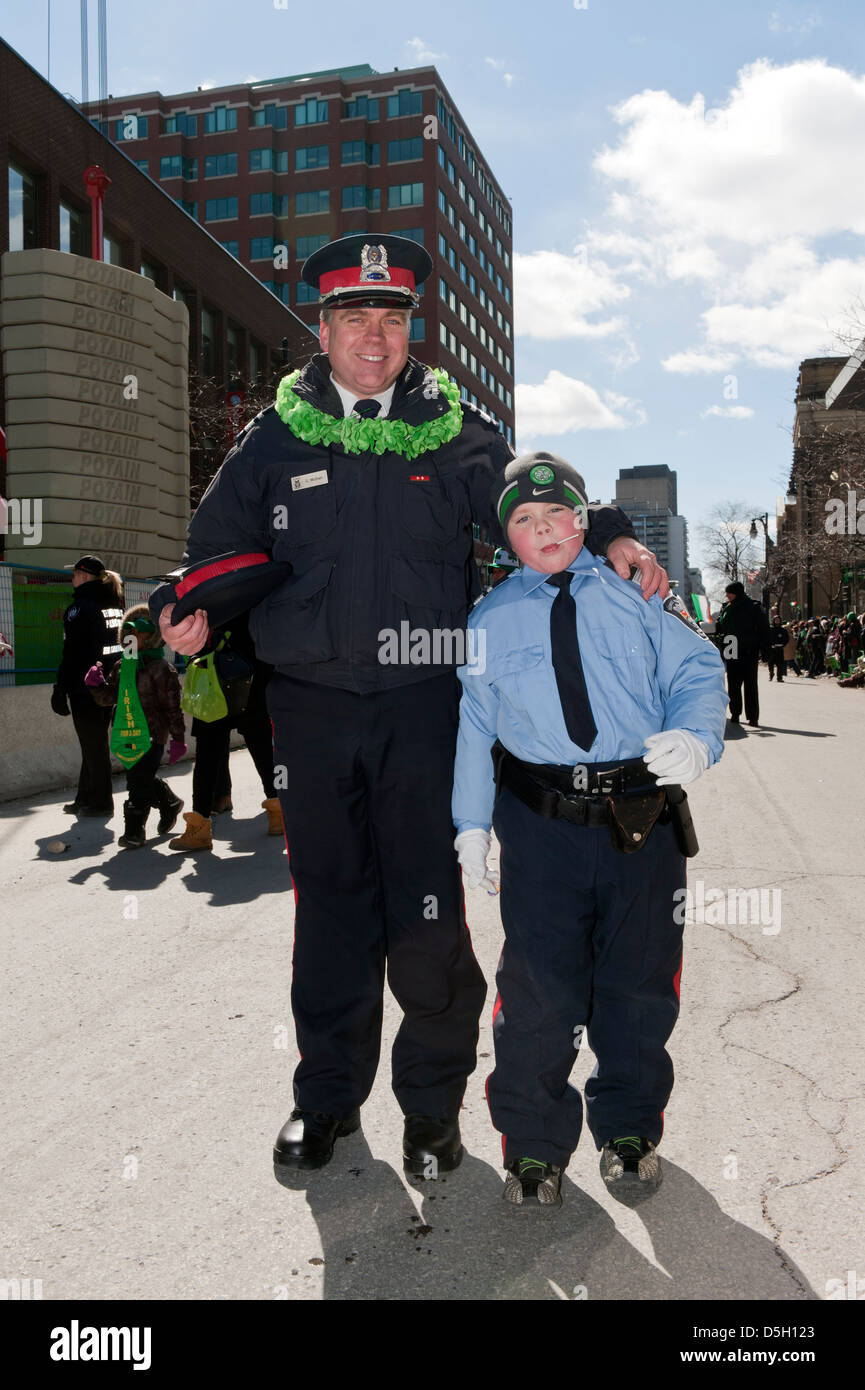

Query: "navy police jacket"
left=150, top=354, right=637, bottom=694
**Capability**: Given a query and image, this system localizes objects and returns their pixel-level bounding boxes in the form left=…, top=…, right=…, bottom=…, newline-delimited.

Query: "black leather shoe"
left=403, top=1114, right=463, bottom=1177
left=273, top=1108, right=360, bottom=1171
left=63, top=801, right=84, bottom=815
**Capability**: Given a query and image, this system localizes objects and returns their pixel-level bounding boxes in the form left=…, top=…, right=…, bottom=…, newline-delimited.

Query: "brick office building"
left=81, top=63, right=515, bottom=443
left=0, top=38, right=317, bottom=509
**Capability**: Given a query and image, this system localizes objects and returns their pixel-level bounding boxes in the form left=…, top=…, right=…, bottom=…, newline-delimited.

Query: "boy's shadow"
left=279, top=1134, right=816, bottom=1301
left=178, top=818, right=290, bottom=908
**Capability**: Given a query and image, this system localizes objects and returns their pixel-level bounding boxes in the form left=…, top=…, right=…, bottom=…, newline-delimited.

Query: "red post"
left=83, top=165, right=112, bottom=261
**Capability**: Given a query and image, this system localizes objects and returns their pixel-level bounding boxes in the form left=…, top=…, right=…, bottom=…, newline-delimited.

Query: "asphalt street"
left=2, top=670, right=862, bottom=1302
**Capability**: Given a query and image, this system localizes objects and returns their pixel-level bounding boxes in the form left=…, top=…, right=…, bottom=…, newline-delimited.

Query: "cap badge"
left=360, top=243, right=391, bottom=283
left=529, top=464, right=555, bottom=485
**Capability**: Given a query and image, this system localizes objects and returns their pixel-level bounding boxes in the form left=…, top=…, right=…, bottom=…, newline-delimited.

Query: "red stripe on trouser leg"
left=660, top=953, right=684, bottom=1138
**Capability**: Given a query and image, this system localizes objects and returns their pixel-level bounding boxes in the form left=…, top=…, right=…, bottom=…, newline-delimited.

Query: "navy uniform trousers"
left=267, top=670, right=487, bottom=1120
left=489, top=785, right=686, bottom=1169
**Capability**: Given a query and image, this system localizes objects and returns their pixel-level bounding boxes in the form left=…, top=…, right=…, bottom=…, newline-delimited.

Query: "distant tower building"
left=613, top=465, right=689, bottom=595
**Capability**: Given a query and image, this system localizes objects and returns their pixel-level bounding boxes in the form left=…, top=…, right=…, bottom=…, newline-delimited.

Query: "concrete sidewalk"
left=2, top=673, right=862, bottom=1300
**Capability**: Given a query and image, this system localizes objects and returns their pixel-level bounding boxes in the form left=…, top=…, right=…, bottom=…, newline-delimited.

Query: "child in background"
left=452, top=452, right=727, bottom=1210
left=85, top=605, right=187, bottom=849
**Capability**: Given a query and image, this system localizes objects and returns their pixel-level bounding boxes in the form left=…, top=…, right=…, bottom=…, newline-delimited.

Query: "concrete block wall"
left=1, top=248, right=190, bottom=577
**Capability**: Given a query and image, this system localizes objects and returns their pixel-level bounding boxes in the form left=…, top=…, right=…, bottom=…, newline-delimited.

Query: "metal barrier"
left=0, top=563, right=157, bottom=689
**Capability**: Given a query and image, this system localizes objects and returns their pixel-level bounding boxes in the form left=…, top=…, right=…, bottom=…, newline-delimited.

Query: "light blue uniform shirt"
left=452, top=546, right=728, bottom=832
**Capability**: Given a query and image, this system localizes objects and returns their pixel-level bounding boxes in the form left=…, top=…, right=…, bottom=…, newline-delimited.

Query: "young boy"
left=85, top=605, right=187, bottom=849
left=452, top=451, right=727, bottom=1209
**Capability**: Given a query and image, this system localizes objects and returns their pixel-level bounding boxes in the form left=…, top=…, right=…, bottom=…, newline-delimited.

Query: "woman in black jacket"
left=51, top=555, right=125, bottom=815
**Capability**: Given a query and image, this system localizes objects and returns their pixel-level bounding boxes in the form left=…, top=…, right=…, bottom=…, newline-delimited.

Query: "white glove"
left=642, top=729, right=710, bottom=786
left=454, top=828, right=500, bottom=894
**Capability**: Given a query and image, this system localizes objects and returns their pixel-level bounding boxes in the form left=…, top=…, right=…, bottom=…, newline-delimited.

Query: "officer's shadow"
left=281, top=1133, right=816, bottom=1301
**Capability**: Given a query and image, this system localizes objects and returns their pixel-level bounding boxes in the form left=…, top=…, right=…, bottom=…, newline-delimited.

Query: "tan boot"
left=262, top=797, right=284, bottom=836
left=169, top=811, right=213, bottom=852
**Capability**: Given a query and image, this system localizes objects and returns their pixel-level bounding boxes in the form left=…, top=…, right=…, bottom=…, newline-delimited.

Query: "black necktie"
left=352, top=398, right=381, bottom=418
left=547, top=570, right=598, bottom=751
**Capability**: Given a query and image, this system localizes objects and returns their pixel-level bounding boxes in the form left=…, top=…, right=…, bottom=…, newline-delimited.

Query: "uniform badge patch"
left=291, top=470, right=328, bottom=491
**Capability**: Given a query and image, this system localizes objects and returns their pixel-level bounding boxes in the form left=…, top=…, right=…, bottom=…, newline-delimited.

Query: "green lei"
left=274, top=367, right=463, bottom=460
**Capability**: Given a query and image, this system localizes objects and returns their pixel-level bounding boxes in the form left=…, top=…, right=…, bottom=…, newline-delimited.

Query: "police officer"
left=52, top=555, right=125, bottom=816
left=151, top=234, right=667, bottom=1180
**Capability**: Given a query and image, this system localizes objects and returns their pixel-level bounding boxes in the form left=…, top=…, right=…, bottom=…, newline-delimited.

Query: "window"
left=408, top=317, right=425, bottom=342
left=342, top=140, right=379, bottom=165
left=503, top=249, right=510, bottom=269
left=160, top=156, right=182, bottom=179
left=439, top=322, right=448, bottom=346
left=448, top=330, right=457, bottom=355
left=227, top=324, right=239, bottom=378
left=458, top=178, right=466, bottom=201
left=468, top=234, right=477, bottom=257
left=220, top=240, right=240, bottom=258
left=295, top=189, right=330, bottom=216
left=459, top=260, right=467, bottom=284
left=468, top=273, right=477, bottom=297
left=262, top=282, right=291, bottom=304
left=296, top=145, right=329, bottom=171
left=504, top=286, right=511, bottom=304
left=388, top=182, right=423, bottom=208
left=297, top=233, right=329, bottom=259
left=175, top=198, right=197, bottom=218
left=438, top=232, right=447, bottom=258
left=459, top=302, right=467, bottom=325
left=115, top=114, right=147, bottom=140
left=386, top=88, right=422, bottom=117
left=438, top=147, right=446, bottom=172
left=504, top=319, right=511, bottom=339
left=342, top=185, right=380, bottom=211
left=249, top=148, right=288, bottom=173
left=469, top=313, right=477, bottom=335
left=448, top=289, right=456, bottom=312
left=204, top=153, right=237, bottom=178
left=249, top=341, right=262, bottom=381
left=448, top=246, right=457, bottom=270
left=205, top=197, right=238, bottom=221
left=250, top=192, right=289, bottom=216
left=164, top=110, right=197, bottom=136
left=447, top=159, right=455, bottom=183
left=439, top=277, right=447, bottom=302
left=344, top=95, right=379, bottom=120
left=505, top=389, right=512, bottom=409
left=296, top=282, right=319, bottom=303
left=387, top=137, right=422, bottom=164
left=103, top=232, right=122, bottom=265
left=134, top=159, right=149, bottom=176
left=252, top=103, right=287, bottom=129
left=59, top=201, right=87, bottom=256
left=458, top=220, right=466, bottom=243
left=295, top=97, right=328, bottom=126
left=460, top=343, right=468, bottom=365
left=469, top=353, right=477, bottom=375
left=203, top=106, right=237, bottom=133
left=250, top=236, right=275, bottom=260
left=505, top=355, right=511, bottom=374
left=398, top=227, right=424, bottom=244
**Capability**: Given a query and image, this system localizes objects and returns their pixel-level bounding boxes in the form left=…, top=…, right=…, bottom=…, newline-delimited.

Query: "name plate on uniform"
left=291, top=470, right=328, bottom=492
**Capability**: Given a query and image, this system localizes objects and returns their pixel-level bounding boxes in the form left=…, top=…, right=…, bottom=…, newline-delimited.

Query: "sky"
left=4, top=0, right=865, bottom=595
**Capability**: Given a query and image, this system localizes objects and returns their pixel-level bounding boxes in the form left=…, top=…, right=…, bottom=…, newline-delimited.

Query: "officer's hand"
left=643, top=729, right=710, bottom=786
left=606, top=538, right=670, bottom=599
left=50, top=684, right=70, bottom=717
left=454, top=828, right=500, bottom=894
left=159, top=602, right=209, bottom=655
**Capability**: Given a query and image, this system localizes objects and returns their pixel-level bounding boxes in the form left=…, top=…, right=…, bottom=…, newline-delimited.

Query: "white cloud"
left=701, top=405, right=755, bottom=419
left=591, top=59, right=865, bottom=368
left=515, top=371, right=645, bottom=437
left=485, top=57, right=515, bottom=84
left=662, top=350, right=737, bottom=374
left=514, top=248, right=631, bottom=340
left=405, top=37, right=447, bottom=63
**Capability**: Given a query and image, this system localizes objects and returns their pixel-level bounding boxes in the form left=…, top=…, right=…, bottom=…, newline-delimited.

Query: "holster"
left=606, top=790, right=666, bottom=854
left=663, top=784, right=699, bottom=858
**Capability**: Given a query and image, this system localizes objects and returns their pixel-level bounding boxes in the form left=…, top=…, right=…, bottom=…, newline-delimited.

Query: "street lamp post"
left=749, top=512, right=771, bottom=612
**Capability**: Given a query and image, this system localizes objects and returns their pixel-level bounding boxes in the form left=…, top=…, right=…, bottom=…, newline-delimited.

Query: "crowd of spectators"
left=781, top=612, right=864, bottom=684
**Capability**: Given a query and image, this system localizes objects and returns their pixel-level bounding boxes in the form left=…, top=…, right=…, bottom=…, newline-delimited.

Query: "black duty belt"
left=491, top=741, right=660, bottom=828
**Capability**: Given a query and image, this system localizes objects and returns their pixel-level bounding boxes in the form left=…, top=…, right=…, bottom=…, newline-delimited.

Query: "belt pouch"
left=606, top=789, right=667, bottom=853
left=664, top=785, right=699, bottom=858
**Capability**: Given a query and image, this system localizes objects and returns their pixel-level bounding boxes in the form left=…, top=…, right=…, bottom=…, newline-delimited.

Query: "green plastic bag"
left=181, top=650, right=228, bottom=722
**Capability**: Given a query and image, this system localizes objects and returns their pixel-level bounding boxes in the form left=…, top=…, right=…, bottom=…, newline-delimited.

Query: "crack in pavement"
left=694, top=916, right=849, bottom=1297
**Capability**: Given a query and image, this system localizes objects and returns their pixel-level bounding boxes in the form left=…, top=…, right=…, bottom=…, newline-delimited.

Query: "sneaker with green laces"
left=599, top=1136, right=662, bottom=1198
left=503, top=1157, right=563, bottom=1210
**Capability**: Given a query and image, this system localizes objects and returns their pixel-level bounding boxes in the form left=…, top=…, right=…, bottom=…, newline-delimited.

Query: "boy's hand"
left=643, top=729, right=710, bottom=785
left=606, top=537, right=670, bottom=599
left=454, top=828, right=500, bottom=894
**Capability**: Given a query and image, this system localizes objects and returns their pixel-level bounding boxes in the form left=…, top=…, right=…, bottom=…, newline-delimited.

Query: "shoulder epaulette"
left=234, top=403, right=276, bottom=445
left=460, top=399, right=499, bottom=430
